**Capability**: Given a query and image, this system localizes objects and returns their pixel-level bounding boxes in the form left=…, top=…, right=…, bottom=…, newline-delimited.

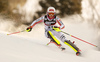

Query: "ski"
left=47, top=41, right=81, bottom=56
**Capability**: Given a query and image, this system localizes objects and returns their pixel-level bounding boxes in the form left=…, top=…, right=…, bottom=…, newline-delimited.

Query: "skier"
left=26, top=7, right=81, bottom=56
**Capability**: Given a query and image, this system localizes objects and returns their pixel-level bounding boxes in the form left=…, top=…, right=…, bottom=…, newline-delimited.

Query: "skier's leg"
left=47, top=31, right=65, bottom=50
left=64, top=40, right=81, bottom=55
left=64, top=40, right=80, bottom=52
left=54, top=31, right=80, bottom=53
left=47, top=31, right=61, bottom=46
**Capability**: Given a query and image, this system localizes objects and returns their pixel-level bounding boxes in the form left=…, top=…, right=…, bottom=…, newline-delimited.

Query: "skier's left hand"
left=53, top=26, right=61, bottom=32
left=53, top=26, right=60, bottom=29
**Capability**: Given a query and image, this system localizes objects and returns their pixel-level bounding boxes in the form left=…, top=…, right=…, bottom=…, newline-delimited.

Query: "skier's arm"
left=31, top=16, right=44, bottom=28
left=56, top=17, right=65, bottom=29
left=26, top=16, right=44, bottom=32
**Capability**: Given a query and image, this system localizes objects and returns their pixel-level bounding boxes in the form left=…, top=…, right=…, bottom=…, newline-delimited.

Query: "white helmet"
left=47, top=7, right=56, bottom=14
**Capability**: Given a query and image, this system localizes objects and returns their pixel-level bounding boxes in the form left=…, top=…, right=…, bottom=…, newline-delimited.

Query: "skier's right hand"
left=26, top=26, right=32, bottom=32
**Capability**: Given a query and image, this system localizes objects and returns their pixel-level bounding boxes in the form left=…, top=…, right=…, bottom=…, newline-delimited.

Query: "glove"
left=53, top=26, right=60, bottom=29
left=26, top=26, right=32, bottom=32
left=53, top=26, right=61, bottom=32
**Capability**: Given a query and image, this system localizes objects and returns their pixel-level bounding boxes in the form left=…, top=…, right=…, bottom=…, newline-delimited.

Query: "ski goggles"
left=48, top=13, right=54, bottom=15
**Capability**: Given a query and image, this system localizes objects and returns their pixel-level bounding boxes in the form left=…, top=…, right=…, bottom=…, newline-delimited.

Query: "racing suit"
left=30, top=15, right=80, bottom=53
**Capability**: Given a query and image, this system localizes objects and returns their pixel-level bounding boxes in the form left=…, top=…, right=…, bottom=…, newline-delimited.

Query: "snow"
left=0, top=0, right=100, bottom=62
left=0, top=21, right=100, bottom=62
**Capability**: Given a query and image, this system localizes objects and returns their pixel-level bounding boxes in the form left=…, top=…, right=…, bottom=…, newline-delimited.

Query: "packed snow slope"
left=0, top=21, right=100, bottom=62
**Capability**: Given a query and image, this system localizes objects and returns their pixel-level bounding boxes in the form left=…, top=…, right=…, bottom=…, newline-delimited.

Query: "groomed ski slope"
left=0, top=21, right=100, bottom=62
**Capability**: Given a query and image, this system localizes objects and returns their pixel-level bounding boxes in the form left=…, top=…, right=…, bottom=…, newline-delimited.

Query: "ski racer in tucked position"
left=26, top=7, right=81, bottom=56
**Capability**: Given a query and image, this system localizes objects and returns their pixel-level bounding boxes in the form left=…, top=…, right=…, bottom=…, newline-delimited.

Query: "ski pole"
left=7, top=30, right=26, bottom=35
left=61, top=31, right=98, bottom=47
